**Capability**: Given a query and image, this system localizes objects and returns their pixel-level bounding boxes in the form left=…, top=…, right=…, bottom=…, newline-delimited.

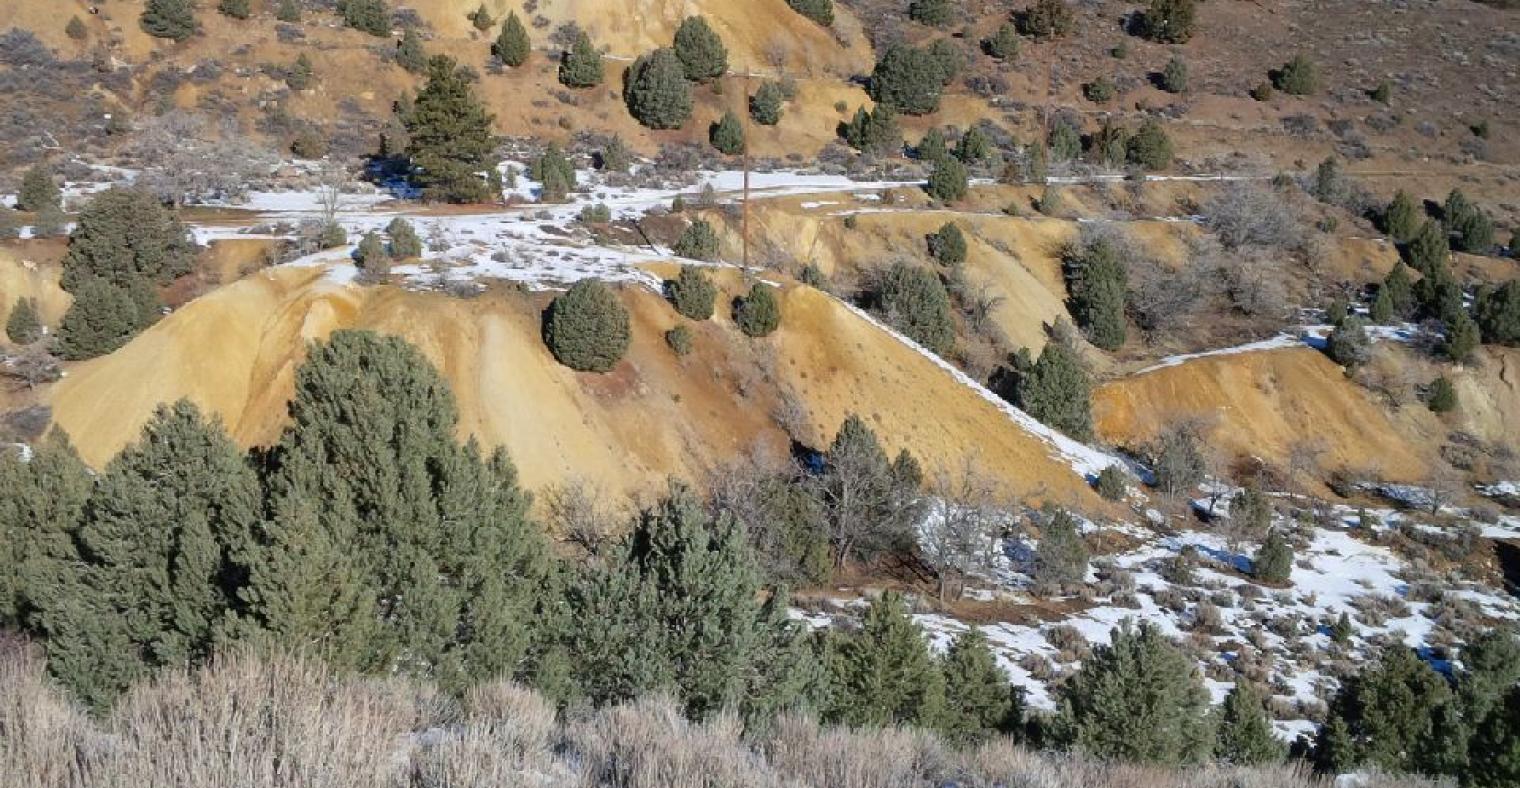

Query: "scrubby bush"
left=6, top=298, right=42, bottom=345
left=558, top=30, right=604, bottom=88
left=1253, top=530, right=1293, bottom=583
left=1250, top=82, right=1275, bottom=101
left=467, top=3, right=493, bottom=31
left=1022, top=0, right=1077, bottom=38
left=284, top=54, right=314, bottom=90
left=1136, top=0, right=1196, bottom=43
left=395, top=28, right=427, bottom=72
left=838, top=105, right=901, bottom=155
left=1326, top=316, right=1372, bottom=369
left=1273, top=55, right=1319, bottom=95
left=876, top=262, right=955, bottom=355
left=578, top=204, right=612, bottom=224
left=1035, top=508, right=1089, bottom=588
left=667, top=266, right=717, bottom=320
left=665, top=324, right=694, bottom=355
left=1095, top=465, right=1128, bottom=500
left=16, top=166, right=60, bottom=214
left=909, top=0, right=954, bottom=26
left=494, top=12, right=531, bottom=66
left=786, top=0, right=835, bottom=25
left=218, top=0, right=251, bottom=20
left=709, top=111, right=745, bottom=155
left=673, top=16, right=727, bottom=82
left=735, top=283, right=781, bottom=337
left=673, top=220, right=721, bottom=262
left=532, top=144, right=576, bottom=202
left=625, top=49, right=693, bottom=130
left=750, top=81, right=785, bottom=126
left=1083, top=77, right=1117, bottom=103
left=1161, top=56, right=1188, bottom=93
left=339, top=0, right=390, bottom=36
left=141, top=0, right=197, bottom=41
left=545, top=279, right=631, bottom=373
left=353, top=231, right=388, bottom=269
left=276, top=0, right=301, bottom=23
left=386, top=218, right=422, bottom=259
left=927, top=223, right=967, bottom=266
left=1426, top=376, right=1458, bottom=413
left=66, top=16, right=88, bottom=40
left=1126, top=119, right=1173, bottom=170
left=984, top=24, right=1021, bottom=60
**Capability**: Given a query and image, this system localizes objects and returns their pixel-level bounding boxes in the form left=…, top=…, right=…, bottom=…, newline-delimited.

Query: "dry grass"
left=0, top=637, right=1442, bottom=788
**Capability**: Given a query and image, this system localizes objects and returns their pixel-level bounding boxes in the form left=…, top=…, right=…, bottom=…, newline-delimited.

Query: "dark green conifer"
left=673, top=16, right=727, bottom=82
left=667, top=265, right=717, bottom=320
left=927, top=222, right=967, bottom=266
left=403, top=55, right=499, bottom=203
left=1216, top=682, right=1286, bottom=764
left=396, top=28, right=427, bottom=73
left=1011, top=334, right=1093, bottom=440
left=140, top=0, right=197, bottom=41
left=1253, top=529, right=1293, bottom=583
left=750, top=81, right=785, bottom=126
left=709, top=110, right=745, bottom=155
left=624, top=49, right=693, bottom=130
left=558, top=30, right=604, bottom=88
left=825, top=591, right=946, bottom=728
left=1064, top=237, right=1128, bottom=351
left=1383, top=190, right=1420, bottom=243
left=876, top=261, right=954, bottom=355
left=1035, top=508, right=1088, bottom=588
left=545, top=279, right=631, bottom=372
left=735, top=282, right=781, bottom=337
left=5, top=298, right=42, bottom=345
left=17, top=166, right=61, bottom=214
left=493, top=12, right=531, bottom=67
left=940, top=627, right=1019, bottom=743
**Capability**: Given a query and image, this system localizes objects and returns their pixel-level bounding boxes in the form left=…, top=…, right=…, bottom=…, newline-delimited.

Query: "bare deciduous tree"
left=541, top=477, right=623, bottom=558
left=1202, top=182, right=1303, bottom=251
left=923, top=458, right=1016, bottom=601
left=129, top=112, right=277, bottom=205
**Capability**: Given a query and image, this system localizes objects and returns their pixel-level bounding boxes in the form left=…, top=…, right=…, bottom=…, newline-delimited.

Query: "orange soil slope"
left=1093, top=347, right=1440, bottom=482
left=44, top=264, right=1103, bottom=506
left=0, top=244, right=71, bottom=343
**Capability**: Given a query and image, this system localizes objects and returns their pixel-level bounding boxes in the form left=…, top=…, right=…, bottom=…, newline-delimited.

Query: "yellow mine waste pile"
left=44, top=265, right=1102, bottom=506
left=1093, top=347, right=1440, bottom=483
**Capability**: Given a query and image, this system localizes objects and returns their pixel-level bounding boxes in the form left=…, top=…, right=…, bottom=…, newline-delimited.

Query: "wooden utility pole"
left=742, top=69, right=752, bottom=275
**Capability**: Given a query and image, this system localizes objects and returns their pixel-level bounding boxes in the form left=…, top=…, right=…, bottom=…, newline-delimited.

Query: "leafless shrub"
left=128, top=111, right=277, bottom=205
left=1201, top=183, right=1304, bottom=251
left=541, top=478, right=624, bottom=558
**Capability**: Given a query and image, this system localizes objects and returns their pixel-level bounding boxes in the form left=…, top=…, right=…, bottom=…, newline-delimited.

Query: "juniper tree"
left=1035, top=508, right=1088, bottom=589
left=673, top=16, right=727, bottom=82
left=709, top=111, right=745, bottom=155
left=1426, top=376, right=1458, bottom=413
left=736, top=282, right=781, bottom=337
left=62, top=188, right=193, bottom=295
left=955, top=127, right=992, bottom=164
left=816, top=415, right=915, bottom=567
left=1230, top=484, right=1272, bottom=540
left=66, top=16, right=89, bottom=40
left=786, top=0, right=835, bottom=25
left=1378, top=263, right=1414, bottom=320
left=1053, top=621, right=1214, bottom=765
left=396, top=28, right=427, bottom=73
left=918, top=127, right=949, bottom=162
left=825, top=591, right=946, bottom=728
left=1161, top=56, right=1188, bottom=92
left=545, top=279, right=631, bottom=372
left=141, top=0, right=197, bottom=41
left=1315, top=646, right=1452, bottom=775
left=927, top=222, right=967, bottom=266
left=532, top=144, right=576, bottom=202
left=16, top=166, right=61, bottom=213
left=1445, top=311, right=1479, bottom=363
left=1022, top=0, right=1076, bottom=38
left=1444, top=189, right=1495, bottom=253
left=386, top=218, right=422, bottom=258
left=667, top=266, right=717, bottom=320
left=909, top=0, right=954, bottom=26
left=1095, top=465, right=1128, bottom=500
left=1010, top=334, right=1093, bottom=440
left=871, top=44, right=949, bottom=115
left=1476, top=280, right=1520, bottom=345
left=625, top=49, right=693, bottom=130
left=403, top=55, right=498, bottom=203
left=1152, top=420, right=1206, bottom=499
left=494, top=12, right=531, bottom=66
left=877, top=261, right=954, bottom=356
left=750, top=81, right=785, bottom=125
left=339, top=0, right=390, bottom=36
left=5, top=298, right=42, bottom=345
left=1383, top=190, right=1420, bottom=243
left=1137, top=0, right=1196, bottom=43
left=285, top=53, right=314, bottom=90
left=1127, top=119, right=1173, bottom=170
left=1064, top=236, right=1128, bottom=351
left=838, top=105, right=901, bottom=155
left=241, top=331, right=549, bottom=687
left=1327, top=316, right=1372, bottom=369
left=557, top=29, right=604, bottom=88
left=467, top=3, right=493, bottom=31
left=1273, top=55, right=1319, bottom=95
left=559, top=483, right=816, bottom=721
left=0, top=431, right=92, bottom=631
left=219, top=0, right=251, bottom=20
left=984, top=23, right=1021, bottom=60
left=276, top=0, right=302, bottom=23
left=1407, top=219, right=1449, bottom=276
left=34, top=402, right=259, bottom=709
left=672, top=219, right=721, bottom=261
left=57, top=277, right=156, bottom=360
left=353, top=232, right=388, bottom=269
left=1457, top=631, right=1520, bottom=729
left=1253, top=529, right=1293, bottom=583
left=1048, top=121, right=1082, bottom=161
left=940, top=627, right=1021, bottom=743
left=1470, top=686, right=1520, bottom=788
left=927, top=155, right=969, bottom=202
left=1216, top=683, right=1286, bottom=765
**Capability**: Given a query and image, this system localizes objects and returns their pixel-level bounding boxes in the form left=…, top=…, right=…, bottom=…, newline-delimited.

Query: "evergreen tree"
left=141, top=0, right=197, bottom=41
left=1064, top=237, right=1128, bottom=351
left=1457, top=630, right=1520, bottom=729
left=1053, top=621, right=1214, bottom=764
left=558, top=29, right=604, bottom=88
left=876, top=261, right=955, bottom=356
left=667, top=265, right=717, bottom=320
left=5, top=298, right=42, bottom=345
left=1127, top=119, right=1174, bottom=171
left=219, top=0, right=251, bottom=20
left=1048, top=122, right=1082, bottom=162
left=1407, top=219, right=1449, bottom=276
left=36, top=402, right=258, bottom=708
left=284, top=53, right=315, bottom=90
left=386, top=218, right=422, bottom=259
left=786, top=0, right=834, bottom=26
left=1445, top=311, right=1479, bottom=362
left=1475, top=280, right=1520, bottom=345
left=1152, top=421, right=1205, bottom=499
left=736, top=282, right=781, bottom=337
left=1253, top=529, right=1293, bottom=583
left=838, top=105, right=901, bottom=155
left=926, top=155, right=969, bottom=202
left=1137, top=0, right=1196, bottom=43
left=871, top=44, right=949, bottom=115
left=404, top=55, right=499, bottom=203
left=1444, top=189, right=1495, bottom=254
left=709, top=110, right=745, bottom=155
left=1021, top=0, right=1076, bottom=38
left=16, top=166, right=61, bottom=214
left=673, top=16, right=727, bottom=82
left=984, top=23, right=1021, bottom=60
left=276, top=0, right=302, bottom=23
left=62, top=188, right=193, bottom=295
left=353, top=232, right=388, bottom=269
left=561, top=483, right=816, bottom=721
left=1383, top=190, right=1421, bottom=243
left=750, top=81, right=785, bottom=126
left=1426, top=376, right=1458, bottom=413
left=57, top=278, right=155, bottom=361
left=624, top=49, right=693, bottom=130
left=927, top=222, right=967, bottom=266
left=955, top=127, right=992, bottom=164
left=242, top=331, right=548, bottom=687
left=0, top=431, right=92, bottom=631
left=493, top=12, right=531, bottom=66
left=395, top=28, right=427, bottom=73
left=1326, top=316, right=1372, bottom=369
left=1010, top=335, right=1093, bottom=440
left=339, top=0, right=390, bottom=36
left=918, top=127, right=949, bottom=162
left=1230, top=484, right=1272, bottom=539
left=672, top=219, right=721, bottom=261
left=1095, top=465, right=1127, bottom=500
left=1379, top=263, right=1415, bottom=319
left=467, top=3, right=493, bottom=31
left=1315, top=645, right=1451, bottom=775
left=545, top=279, right=631, bottom=372
left=1161, top=56, right=1188, bottom=93
left=1216, top=682, right=1286, bottom=765
left=1470, top=686, right=1520, bottom=788
left=532, top=144, right=576, bottom=202
left=1034, top=508, right=1088, bottom=588
left=909, top=0, right=954, bottom=26
left=66, top=16, right=89, bottom=41
left=825, top=591, right=945, bottom=728
left=940, top=627, right=1019, bottom=743
left=1273, top=54, right=1319, bottom=95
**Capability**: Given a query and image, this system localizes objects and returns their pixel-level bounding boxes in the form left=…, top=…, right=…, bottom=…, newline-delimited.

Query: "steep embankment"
left=43, top=263, right=1105, bottom=506
left=1093, top=347, right=1441, bottom=482
left=0, top=243, right=70, bottom=339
